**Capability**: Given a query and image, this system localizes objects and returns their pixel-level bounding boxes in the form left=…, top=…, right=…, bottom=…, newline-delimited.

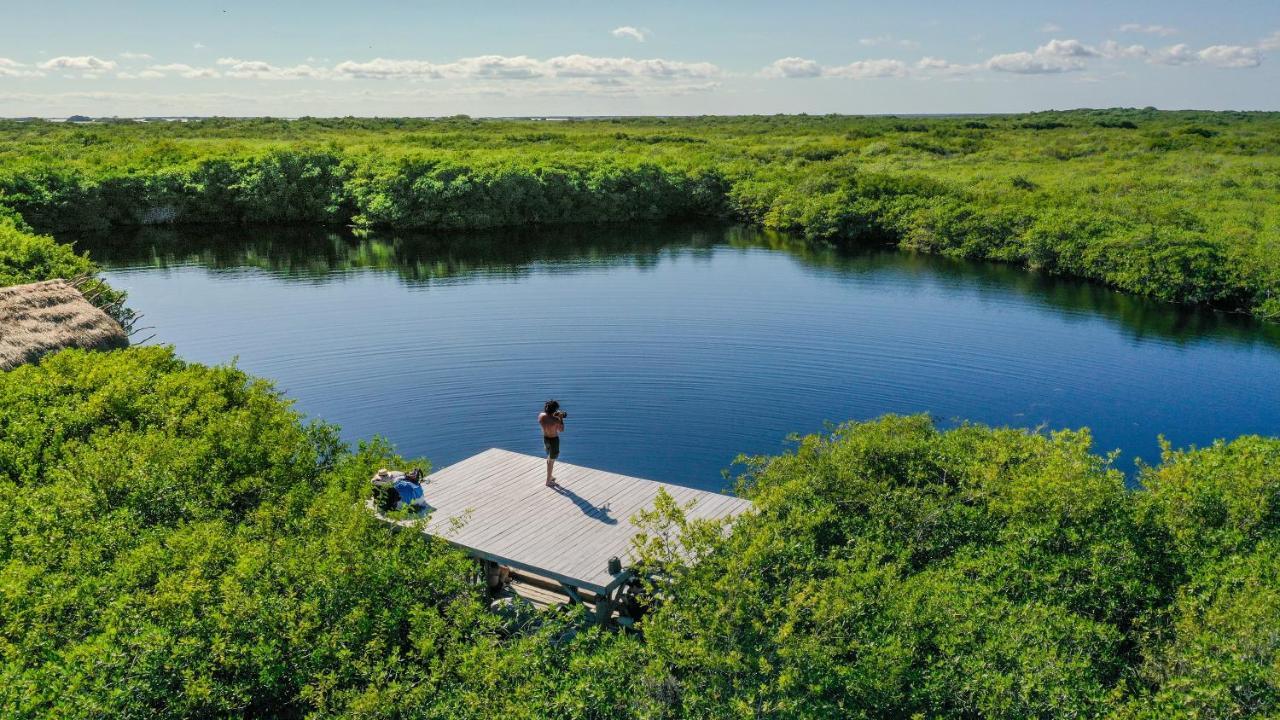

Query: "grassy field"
left=0, top=109, right=1277, bottom=318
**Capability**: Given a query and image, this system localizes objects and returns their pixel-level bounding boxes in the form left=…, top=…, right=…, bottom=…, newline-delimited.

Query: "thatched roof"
left=0, top=279, right=128, bottom=371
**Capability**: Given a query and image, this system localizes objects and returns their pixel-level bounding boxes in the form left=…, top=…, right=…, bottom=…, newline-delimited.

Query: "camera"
left=554, top=410, right=568, bottom=419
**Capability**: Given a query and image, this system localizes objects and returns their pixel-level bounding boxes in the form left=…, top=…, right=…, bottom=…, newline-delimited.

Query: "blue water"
left=82, top=223, right=1280, bottom=491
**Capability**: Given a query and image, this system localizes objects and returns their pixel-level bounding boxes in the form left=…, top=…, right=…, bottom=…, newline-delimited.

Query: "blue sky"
left=2, top=1, right=1278, bottom=116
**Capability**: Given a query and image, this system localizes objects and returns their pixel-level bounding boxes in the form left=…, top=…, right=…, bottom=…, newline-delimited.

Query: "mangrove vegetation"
left=1, top=109, right=1278, bottom=318
left=1, top=110, right=1279, bottom=717
left=2, top=350, right=1278, bottom=717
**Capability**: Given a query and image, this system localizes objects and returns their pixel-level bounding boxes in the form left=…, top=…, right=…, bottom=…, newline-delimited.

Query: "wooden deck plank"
left=483, top=464, right=642, bottom=561
left=684, top=491, right=741, bottom=519
left=516, top=473, right=665, bottom=560
left=382, top=449, right=754, bottom=593
left=468, top=461, right=645, bottom=585
left=485, top=497, right=633, bottom=577
left=558, top=486, right=749, bottom=580
left=417, top=454, right=512, bottom=510
left=516, top=476, right=732, bottom=581
left=427, top=462, right=536, bottom=526
left=451, top=459, right=601, bottom=550
left=548, top=482, right=705, bottom=581
left=507, top=580, right=569, bottom=610
left=423, top=450, right=523, bottom=505
left=426, top=452, right=542, bottom=520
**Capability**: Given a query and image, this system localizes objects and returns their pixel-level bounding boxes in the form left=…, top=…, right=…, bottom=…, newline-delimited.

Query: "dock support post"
left=559, top=583, right=586, bottom=605
left=594, top=590, right=615, bottom=624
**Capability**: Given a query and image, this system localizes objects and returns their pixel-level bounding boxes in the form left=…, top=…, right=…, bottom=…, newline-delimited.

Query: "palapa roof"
left=0, top=279, right=128, bottom=371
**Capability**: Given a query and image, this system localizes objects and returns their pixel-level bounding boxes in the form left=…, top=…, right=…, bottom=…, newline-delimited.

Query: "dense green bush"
left=617, top=418, right=1280, bottom=718
left=0, top=217, right=95, bottom=286
left=0, top=346, right=660, bottom=718
left=626, top=417, right=1153, bottom=717
left=0, top=217, right=127, bottom=320
left=0, top=348, right=484, bottom=717
left=1124, top=541, right=1280, bottom=718
left=346, top=159, right=727, bottom=229
left=1, top=349, right=1278, bottom=717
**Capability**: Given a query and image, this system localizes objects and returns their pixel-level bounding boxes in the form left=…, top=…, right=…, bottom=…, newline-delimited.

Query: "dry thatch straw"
left=0, top=279, right=128, bottom=371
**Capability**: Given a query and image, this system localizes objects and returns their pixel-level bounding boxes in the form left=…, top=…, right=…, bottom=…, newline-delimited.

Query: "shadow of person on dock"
left=552, top=485, right=617, bottom=524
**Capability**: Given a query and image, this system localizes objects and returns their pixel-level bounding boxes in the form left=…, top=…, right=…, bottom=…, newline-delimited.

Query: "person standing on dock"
left=539, top=400, right=566, bottom=487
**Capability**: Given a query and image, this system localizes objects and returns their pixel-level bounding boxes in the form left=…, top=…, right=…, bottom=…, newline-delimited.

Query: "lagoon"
left=82, top=223, right=1280, bottom=490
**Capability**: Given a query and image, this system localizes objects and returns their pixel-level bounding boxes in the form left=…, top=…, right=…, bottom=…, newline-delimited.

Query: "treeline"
left=1, top=110, right=1278, bottom=317
left=2, top=351, right=1277, bottom=718
left=0, top=155, right=729, bottom=231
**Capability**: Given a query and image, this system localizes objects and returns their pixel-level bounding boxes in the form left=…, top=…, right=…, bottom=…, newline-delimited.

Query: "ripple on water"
left=90, top=225, right=1280, bottom=489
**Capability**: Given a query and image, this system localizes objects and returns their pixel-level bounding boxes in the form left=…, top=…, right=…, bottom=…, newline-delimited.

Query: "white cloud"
left=193, top=42, right=205, bottom=49
left=148, top=63, right=220, bottom=79
left=825, top=59, right=908, bottom=79
left=982, top=36, right=1226, bottom=75
left=119, top=52, right=153, bottom=60
left=986, top=51, right=1078, bottom=74
left=330, top=58, right=439, bottom=79
left=982, top=37, right=1158, bottom=73
left=1150, top=44, right=1199, bottom=66
left=762, top=56, right=823, bottom=78
left=1098, top=41, right=1148, bottom=59
left=546, top=55, right=718, bottom=79
left=433, top=55, right=543, bottom=79
left=915, top=57, right=981, bottom=76
left=332, top=54, right=719, bottom=81
left=117, top=70, right=166, bottom=80
left=215, top=57, right=329, bottom=79
left=611, top=26, right=647, bottom=42
left=0, top=58, right=43, bottom=78
left=1118, top=24, right=1178, bottom=37
left=1040, top=23, right=1063, bottom=33
left=1197, top=45, right=1262, bottom=68
left=38, top=56, right=118, bottom=72
left=1147, top=43, right=1263, bottom=68
left=1037, top=39, right=1100, bottom=59
left=1261, top=31, right=1280, bottom=51
left=763, top=57, right=906, bottom=79
left=986, top=39, right=1098, bottom=74
left=858, top=35, right=919, bottom=49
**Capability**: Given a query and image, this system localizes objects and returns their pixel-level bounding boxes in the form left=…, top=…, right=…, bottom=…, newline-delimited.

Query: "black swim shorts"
left=543, top=435, right=560, bottom=459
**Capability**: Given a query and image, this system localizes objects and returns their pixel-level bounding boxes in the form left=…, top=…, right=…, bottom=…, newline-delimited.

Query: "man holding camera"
left=539, top=400, right=567, bottom=487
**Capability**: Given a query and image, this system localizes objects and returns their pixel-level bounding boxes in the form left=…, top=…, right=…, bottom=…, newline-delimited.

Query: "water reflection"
left=75, top=222, right=1280, bottom=351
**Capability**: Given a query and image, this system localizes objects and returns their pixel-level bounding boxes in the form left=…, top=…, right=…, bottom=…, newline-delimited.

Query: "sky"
left=1, top=0, right=1278, bottom=117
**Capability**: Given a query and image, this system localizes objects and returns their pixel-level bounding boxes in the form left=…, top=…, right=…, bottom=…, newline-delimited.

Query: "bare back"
left=539, top=412, right=564, bottom=438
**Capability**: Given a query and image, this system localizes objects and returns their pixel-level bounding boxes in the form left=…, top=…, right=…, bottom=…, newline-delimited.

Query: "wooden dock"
left=374, top=448, right=753, bottom=600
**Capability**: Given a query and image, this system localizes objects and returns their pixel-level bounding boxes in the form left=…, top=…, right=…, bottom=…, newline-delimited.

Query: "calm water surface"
left=81, top=224, right=1280, bottom=491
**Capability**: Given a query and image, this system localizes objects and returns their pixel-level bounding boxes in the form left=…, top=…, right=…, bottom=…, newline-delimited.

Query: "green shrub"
left=0, top=348, right=499, bottom=718
left=2, top=356, right=1278, bottom=717
left=630, top=417, right=1165, bottom=718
